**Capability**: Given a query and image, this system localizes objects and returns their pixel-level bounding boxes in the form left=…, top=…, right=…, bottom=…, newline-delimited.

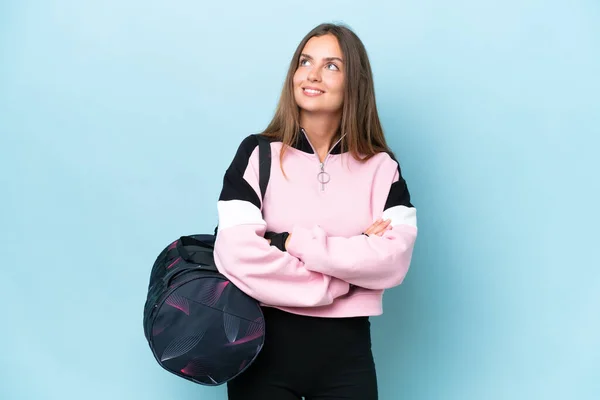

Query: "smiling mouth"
left=303, top=88, right=325, bottom=95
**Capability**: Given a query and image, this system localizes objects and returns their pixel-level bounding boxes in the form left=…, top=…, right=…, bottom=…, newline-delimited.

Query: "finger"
left=364, top=219, right=383, bottom=235
left=365, top=219, right=389, bottom=236
left=363, top=221, right=377, bottom=235
left=373, top=219, right=391, bottom=236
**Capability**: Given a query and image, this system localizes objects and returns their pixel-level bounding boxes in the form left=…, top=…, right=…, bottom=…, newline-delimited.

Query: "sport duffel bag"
left=142, top=134, right=271, bottom=385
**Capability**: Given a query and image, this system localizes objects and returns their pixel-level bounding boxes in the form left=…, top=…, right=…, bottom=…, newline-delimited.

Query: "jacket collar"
left=293, top=128, right=346, bottom=155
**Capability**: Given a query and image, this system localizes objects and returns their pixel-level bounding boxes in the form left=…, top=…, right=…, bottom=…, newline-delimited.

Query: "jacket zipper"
left=301, top=128, right=345, bottom=192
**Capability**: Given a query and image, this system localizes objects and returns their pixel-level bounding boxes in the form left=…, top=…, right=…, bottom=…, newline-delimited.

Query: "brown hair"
left=261, top=23, right=393, bottom=169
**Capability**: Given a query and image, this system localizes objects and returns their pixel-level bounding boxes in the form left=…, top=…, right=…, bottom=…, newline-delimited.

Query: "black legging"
left=227, top=306, right=378, bottom=399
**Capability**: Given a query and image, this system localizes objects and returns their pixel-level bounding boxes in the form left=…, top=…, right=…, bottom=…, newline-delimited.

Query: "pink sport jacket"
left=213, top=131, right=417, bottom=318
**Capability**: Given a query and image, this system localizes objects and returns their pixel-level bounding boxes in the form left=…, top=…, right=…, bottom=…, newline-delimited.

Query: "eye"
left=299, top=58, right=311, bottom=66
left=326, top=63, right=339, bottom=71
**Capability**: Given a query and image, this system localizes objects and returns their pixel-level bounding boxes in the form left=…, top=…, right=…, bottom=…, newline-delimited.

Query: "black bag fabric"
left=143, top=134, right=271, bottom=386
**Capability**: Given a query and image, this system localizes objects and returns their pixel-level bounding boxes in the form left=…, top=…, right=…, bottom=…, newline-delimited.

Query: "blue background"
left=1, top=1, right=599, bottom=399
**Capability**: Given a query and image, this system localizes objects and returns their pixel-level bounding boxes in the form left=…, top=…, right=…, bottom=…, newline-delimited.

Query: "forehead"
left=301, top=34, right=342, bottom=58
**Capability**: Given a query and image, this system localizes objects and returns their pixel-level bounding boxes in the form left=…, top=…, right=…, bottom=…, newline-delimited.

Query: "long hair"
left=261, top=23, right=393, bottom=169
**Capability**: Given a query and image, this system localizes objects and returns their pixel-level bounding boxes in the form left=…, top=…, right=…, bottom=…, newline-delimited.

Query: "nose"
left=307, top=66, right=322, bottom=82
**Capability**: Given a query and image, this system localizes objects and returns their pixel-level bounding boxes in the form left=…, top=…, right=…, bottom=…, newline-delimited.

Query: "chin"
left=299, top=105, right=341, bottom=114
left=295, top=99, right=333, bottom=113
left=294, top=91, right=342, bottom=114
left=297, top=103, right=322, bottom=113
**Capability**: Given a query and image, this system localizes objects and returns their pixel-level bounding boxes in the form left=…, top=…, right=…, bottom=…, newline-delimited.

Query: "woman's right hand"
left=363, top=218, right=392, bottom=237
left=264, top=231, right=289, bottom=252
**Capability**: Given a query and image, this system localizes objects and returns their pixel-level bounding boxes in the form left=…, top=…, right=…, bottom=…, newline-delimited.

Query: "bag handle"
left=162, top=236, right=218, bottom=285
left=176, top=236, right=216, bottom=267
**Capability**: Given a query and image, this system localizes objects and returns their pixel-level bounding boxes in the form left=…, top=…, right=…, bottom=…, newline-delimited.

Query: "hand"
left=265, top=231, right=274, bottom=245
left=285, top=233, right=291, bottom=249
left=264, top=231, right=289, bottom=252
left=363, top=218, right=392, bottom=237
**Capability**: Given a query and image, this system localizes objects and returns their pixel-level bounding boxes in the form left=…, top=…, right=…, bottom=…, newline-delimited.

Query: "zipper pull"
left=320, top=163, right=324, bottom=191
left=317, top=162, right=330, bottom=191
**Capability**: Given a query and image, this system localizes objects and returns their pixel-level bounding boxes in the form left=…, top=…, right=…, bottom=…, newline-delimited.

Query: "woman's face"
left=293, top=34, right=345, bottom=115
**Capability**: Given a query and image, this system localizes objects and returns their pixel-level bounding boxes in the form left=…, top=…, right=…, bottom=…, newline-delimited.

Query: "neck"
left=299, top=112, right=342, bottom=162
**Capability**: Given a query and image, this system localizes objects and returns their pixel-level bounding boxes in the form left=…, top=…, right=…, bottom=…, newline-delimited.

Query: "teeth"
left=304, top=88, right=323, bottom=94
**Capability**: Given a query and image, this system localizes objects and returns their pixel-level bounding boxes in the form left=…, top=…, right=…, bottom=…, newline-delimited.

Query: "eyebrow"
left=300, top=53, right=344, bottom=63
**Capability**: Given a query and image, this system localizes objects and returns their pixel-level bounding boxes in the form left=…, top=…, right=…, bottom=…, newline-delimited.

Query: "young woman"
left=213, top=23, right=417, bottom=400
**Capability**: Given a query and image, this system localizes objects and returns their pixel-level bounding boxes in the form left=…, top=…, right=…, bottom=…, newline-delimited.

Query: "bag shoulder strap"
left=253, top=133, right=271, bottom=201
